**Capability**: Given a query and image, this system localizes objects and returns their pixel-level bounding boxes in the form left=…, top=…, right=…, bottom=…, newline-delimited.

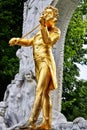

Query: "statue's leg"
left=29, top=63, right=51, bottom=128
left=36, top=66, right=52, bottom=130
left=42, top=87, right=52, bottom=129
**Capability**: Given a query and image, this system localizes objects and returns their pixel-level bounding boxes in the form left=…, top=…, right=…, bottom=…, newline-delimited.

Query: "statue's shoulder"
left=54, top=27, right=61, bottom=34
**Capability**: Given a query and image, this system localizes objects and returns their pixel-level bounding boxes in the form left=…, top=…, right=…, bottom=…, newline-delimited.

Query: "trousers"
left=29, top=62, right=52, bottom=125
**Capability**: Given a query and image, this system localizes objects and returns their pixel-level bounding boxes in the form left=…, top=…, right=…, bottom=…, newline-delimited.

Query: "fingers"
left=9, top=38, right=20, bottom=46
left=39, top=16, right=46, bottom=27
left=9, top=38, right=16, bottom=46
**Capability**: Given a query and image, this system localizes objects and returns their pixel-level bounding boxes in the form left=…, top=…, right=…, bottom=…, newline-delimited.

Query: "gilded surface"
left=9, top=6, right=61, bottom=130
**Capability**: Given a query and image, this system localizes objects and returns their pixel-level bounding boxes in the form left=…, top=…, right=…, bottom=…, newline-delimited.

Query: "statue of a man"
left=9, top=6, right=61, bottom=130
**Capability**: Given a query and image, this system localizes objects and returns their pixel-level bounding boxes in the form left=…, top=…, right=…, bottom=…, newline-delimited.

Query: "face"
left=43, top=9, right=54, bottom=21
left=0, top=102, right=7, bottom=116
left=42, top=8, right=56, bottom=27
left=25, top=72, right=32, bottom=81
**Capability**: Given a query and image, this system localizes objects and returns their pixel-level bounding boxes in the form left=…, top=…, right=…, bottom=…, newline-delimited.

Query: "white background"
left=77, top=45, right=87, bottom=80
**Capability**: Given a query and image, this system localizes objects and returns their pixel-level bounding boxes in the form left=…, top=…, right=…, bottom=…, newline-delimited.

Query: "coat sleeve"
left=41, top=26, right=61, bottom=45
left=50, top=28, right=61, bottom=45
left=16, top=37, right=34, bottom=46
left=9, top=37, right=34, bottom=46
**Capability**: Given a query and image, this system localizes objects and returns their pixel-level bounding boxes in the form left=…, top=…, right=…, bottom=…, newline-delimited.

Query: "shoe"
left=36, top=122, right=51, bottom=130
left=29, top=117, right=36, bottom=130
left=20, top=125, right=29, bottom=129
left=29, top=125, right=36, bottom=130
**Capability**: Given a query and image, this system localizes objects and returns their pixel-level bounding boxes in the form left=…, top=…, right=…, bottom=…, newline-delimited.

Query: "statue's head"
left=43, top=6, right=59, bottom=18
left=25, top=69, right=35, bottom=81
left=42, top=6, right=59, bottom=26
left=0, top=102, right=7, bottom=117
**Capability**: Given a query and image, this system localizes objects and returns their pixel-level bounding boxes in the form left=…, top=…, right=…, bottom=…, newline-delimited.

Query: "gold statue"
left=9, top=6, right=61, bottom=130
